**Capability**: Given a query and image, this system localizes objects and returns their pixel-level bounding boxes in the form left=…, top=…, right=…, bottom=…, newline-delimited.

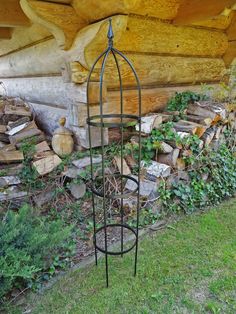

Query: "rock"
left=63, top=166, right=85, bottom=179
left=72, top=155, right=102, bottom=169
left=69, top=182, right=86, bottom=199
left=125, top=175, right=159, bottom=197
left=33, top=189, right=55, bottom=207
left=72, top=125, right=109, bottom=149
left=141, top=160, right=171, bottom=181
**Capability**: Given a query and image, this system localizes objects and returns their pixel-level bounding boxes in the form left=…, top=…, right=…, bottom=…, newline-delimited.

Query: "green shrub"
left=0, top=205, right=73, bottom=300
left=159, top=144, right=236, bottom=214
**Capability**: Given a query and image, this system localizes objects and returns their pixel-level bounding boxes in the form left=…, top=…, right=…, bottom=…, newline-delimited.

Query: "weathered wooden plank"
left=174, top=0, right=236, bottom=25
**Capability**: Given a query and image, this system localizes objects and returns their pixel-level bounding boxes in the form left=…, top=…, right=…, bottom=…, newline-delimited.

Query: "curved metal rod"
left=112, top=47, right=142, bottom=276
left=99, top=47, right=112, bottom=287
left=86, top=47, right=109, bottom=267
left=110, top=49, right=125, bottom=256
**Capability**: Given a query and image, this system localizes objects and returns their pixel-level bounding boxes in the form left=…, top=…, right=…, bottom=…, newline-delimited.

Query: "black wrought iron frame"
left=86, top=18, right=142, bottom=287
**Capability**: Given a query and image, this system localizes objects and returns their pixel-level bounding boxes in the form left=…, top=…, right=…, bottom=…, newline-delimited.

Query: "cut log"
left=15, top=134, right=46, bottom=149
left=33, top=155, right=62, bottom=176
left=7, top=116, right=31, bottom=130
left=125, top=155, right=137, bottom=169
left=0, top=151, right=24, bottom=163
left=174, top=120, right=198, bottom=134
left=33, top=151, right=54, bottom=161
left=156, top=148, right=180, bottom=167
left=214, top=125, right=223, bottom=140
left=159, top=142, right=173, bottom=154
left=6, top=122, right=28, bottom=136
left=0, top=176, right=21, bottom=188
left=0, top=163, right=23, bottom=175
left=0, top=143, right=16, bottom=152
left=175, top=120, right=207, bottom=138
left=135, top=115, right=162, bottom=134
left=202, top=128, right=215, bottom=146
left=4, top=105, right=31, bottom=117
left=10, top=128, right=42, bottom=145
left=0, top=189, right=28, bottom=202
left=187, top=103, right=220, bottom=123
left=0, top=125, right=7, bottom=133
left=186, top=114, right=212, bottom=126
left=113, top=156, right=131, bottom=176
left=35, top=141, right=51, bottom=154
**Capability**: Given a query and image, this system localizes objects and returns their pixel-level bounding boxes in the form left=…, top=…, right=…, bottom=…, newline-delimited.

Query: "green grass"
left=8, top=198, right=236, bottom=314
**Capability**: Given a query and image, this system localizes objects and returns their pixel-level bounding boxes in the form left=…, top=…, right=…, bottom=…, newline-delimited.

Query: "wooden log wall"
left=0, top=0, right=235, bottom=134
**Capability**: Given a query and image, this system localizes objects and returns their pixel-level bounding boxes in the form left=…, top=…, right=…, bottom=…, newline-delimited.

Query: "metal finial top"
left=107, top=18, right=114, bottom=47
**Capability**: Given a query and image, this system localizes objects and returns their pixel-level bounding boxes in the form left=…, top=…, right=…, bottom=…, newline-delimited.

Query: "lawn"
left=9, top=198, right=236, bottom=314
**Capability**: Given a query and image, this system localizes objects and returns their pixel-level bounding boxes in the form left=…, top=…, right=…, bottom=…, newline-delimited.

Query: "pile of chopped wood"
left=0, top=97, right=62, bottom=203
left=113, top=100, right=235, bottom=205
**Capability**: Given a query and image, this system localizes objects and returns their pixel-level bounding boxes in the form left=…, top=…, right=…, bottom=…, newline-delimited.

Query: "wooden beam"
left=0, top=0, right=30, bottom=27
left=223, top=41, right=236, bottom=66
left=20, top=0, right=85, bottom=50
left=174, top=0, right=236, bottom=25
left=227, top=13, right=236, bottom=40
left=0, top=28, right=13, bottom=39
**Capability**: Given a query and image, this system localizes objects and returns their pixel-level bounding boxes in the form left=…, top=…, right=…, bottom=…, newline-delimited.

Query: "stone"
left=125, top=175, right=159, bottom=197
left=69, top=182, right=86, bottom=199
left=72, top=155, right=102, bottom=169
left=33, top=190, right=54, bottom=207
left=72, top=125, right=109, bottom=149
left=141, top=160, right=171, bottom=181
left=63, top=166, right=85, bottom=179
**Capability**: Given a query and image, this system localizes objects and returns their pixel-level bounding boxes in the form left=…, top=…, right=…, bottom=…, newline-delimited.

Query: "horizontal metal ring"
left=94, top=223, right=137, bottom=256
left=87, top=114, right=140, bottom=128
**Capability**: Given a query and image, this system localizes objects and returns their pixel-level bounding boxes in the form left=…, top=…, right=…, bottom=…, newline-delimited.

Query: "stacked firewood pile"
left=0, top=97, right=61, bottom=203
left=115, top=100, right=236, bottom=206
